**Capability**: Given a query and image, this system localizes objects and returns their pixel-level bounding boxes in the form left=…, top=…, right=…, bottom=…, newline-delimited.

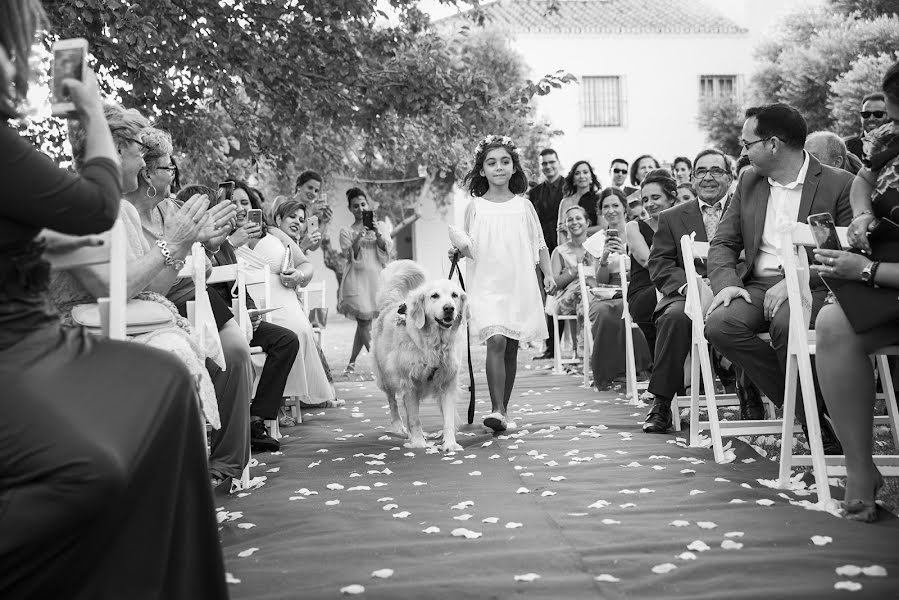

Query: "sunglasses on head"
left=860, top=110, right=886, bottom=119
left=612, top=168, right=628, bottom=175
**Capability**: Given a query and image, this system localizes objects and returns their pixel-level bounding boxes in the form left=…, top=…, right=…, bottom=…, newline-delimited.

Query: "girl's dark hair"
left=641, top=169, right=678, bottom=201
left=176, top=184, right=216, bottom=205
left=295, top=170, right=323, bottom=191
left=630, top=154, right=660, bottom=186
left=273, top=199, right=306, bottom=227
left=882, top=60, right=899, bottom=103
left=346, top=187, right=366, bottom=206
left=563, top=160, right=602, bottom=196
left=463, top=141, right=528, bottom=197
left=598, top=187, right=627, bottom=211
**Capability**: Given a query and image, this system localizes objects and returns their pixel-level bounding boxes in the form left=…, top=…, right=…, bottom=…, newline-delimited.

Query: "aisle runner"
left=220, top=370, right=898, bottom=599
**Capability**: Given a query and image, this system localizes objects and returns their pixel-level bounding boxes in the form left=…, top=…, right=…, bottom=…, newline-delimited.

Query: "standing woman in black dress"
left=0, top=3, right=228, bottom=598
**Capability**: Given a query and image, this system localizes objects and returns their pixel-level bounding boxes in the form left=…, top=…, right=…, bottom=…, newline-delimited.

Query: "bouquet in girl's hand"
left=448, top=225, right=474, bottom=259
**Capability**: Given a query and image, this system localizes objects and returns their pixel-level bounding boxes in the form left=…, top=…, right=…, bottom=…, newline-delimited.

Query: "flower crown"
left=475, top=134, right=522, bottom=158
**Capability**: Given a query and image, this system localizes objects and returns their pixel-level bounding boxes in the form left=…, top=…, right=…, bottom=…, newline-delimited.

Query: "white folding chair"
left=577, top=263, right=593, bottom=388
left=551, top=297, right=580, bottom=375
left=679, top=235, right=780, bottom=461
left=618, top=254, right=651, bottom=408
left=776, top=224, right=899, bottom=503
left=47, top=220, right=127, bottom=340
left=298, top=279, right=326, bottom=345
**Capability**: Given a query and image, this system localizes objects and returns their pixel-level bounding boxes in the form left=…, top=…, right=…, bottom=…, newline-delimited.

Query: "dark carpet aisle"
left=219, top=369, right=899, bottom=599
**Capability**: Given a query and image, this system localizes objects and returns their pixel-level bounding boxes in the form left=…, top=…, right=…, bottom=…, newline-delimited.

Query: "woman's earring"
left=147, top=184, right=158, bottom=198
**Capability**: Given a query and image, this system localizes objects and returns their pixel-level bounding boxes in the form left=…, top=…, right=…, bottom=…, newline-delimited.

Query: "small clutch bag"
left=71, top=299, right=174, bottom=335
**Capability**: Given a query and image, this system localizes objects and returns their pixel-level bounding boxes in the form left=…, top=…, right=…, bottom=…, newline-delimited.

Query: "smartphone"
left=606, top=228, right=619, bottom=239
left=217, top=181, right=235, bottom=204
left=247, top=209, right=263, bottom=226
left=362, top=210, right=375, bottom=231
left=307, top=215, right=320, bottom=233
left=807, top=212, right=841, bottom=254
left=50, top=38, right=88, bottom=117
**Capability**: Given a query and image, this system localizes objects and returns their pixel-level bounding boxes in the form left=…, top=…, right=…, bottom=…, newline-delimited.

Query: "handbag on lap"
left=71, top=299, right=174, bottom=335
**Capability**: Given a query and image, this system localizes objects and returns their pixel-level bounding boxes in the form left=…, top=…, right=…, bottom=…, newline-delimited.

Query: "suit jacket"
left=528, top=178, right=564, bottom=252
left=708, top=154, right=853, bottom=293
left=648, top=198, right=737, bottom=313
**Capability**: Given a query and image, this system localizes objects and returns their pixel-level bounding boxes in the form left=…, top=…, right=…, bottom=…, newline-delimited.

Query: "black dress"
left=627, top=219, right=658, bottom=353
left=0, top=124, right=228, bottom=599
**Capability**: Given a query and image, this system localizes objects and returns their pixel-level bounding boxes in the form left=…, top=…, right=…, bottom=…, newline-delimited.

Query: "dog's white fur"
left=372, top=260, right=469, bottom=452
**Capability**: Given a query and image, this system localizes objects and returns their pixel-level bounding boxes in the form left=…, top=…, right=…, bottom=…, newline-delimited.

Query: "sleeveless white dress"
left=238, top=235, right=335, bottom=403
left=464, top=195, right=548, bottom=344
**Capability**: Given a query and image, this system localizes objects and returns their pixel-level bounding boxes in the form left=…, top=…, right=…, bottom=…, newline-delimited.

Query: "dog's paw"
left=440, top=441, right=463, bottom=453
left=388, top=421, right=409, bottom=437
left=426, top=430, right=442, bottom=440
left=404, top=438, right=431, bottom=449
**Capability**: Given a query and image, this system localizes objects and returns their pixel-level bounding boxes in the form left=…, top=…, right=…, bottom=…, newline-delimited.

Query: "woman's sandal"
left=841, top=470, right=885, bottom=523
left=483, top=412, right=507, bottom=432
left=343, top=362, right=356, bottom=375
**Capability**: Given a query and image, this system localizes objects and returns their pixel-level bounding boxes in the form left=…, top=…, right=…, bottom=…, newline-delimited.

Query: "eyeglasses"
left=123, top=136, right=151, bottom=152
left=739, top=137, right=771, bottom=151
left=156, top=165, right=177, bottom=174
left=693, top=167, right=729, bottom=180
left=860, top=110, right=886, bottom=119
left=612, top=168, right=628, bottom=175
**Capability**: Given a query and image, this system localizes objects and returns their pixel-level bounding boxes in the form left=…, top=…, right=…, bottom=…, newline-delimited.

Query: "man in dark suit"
left=529, top=148, right=564, bottom=359
left=642, top=149, right=762, bottom=433
left=705, top=103, right=854, bottom=454
left=843, top=92, right=889, bottom=159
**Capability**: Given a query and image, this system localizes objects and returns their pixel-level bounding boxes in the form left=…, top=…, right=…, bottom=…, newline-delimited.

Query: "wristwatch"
left=860, top=260, right=879, bottom=286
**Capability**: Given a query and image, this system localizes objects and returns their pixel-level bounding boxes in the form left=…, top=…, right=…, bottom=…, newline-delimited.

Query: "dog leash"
left=448, top=251, right=476, bottom=424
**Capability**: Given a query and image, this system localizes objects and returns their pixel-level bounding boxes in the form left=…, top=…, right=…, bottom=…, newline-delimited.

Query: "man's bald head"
left=805, top=131, right=848, bottom=170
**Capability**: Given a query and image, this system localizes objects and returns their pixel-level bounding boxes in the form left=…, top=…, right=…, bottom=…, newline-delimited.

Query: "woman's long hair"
left=563, top=160, right=602, bottom=197
left=0, top=0, right=45, bottom=119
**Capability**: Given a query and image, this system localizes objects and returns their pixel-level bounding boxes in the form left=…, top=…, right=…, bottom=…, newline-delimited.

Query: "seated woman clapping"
left=588, top=190, right=652, bottom=389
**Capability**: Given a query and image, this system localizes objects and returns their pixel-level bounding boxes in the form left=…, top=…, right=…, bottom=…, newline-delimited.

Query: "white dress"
left=465, top=195, right=548, bottom=344
left=238, top=235, right=335, bottom=404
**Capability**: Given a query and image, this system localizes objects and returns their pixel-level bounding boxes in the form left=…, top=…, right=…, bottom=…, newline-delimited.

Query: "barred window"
left=700, top=75, right=738, bottom=100
left=581, top=76, right=622, bottom=128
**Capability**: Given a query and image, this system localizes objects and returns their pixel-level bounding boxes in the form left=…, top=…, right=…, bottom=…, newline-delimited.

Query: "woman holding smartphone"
left=337, top=187, right=391, bottom=374
left=0, top=4, right=227, bottom=596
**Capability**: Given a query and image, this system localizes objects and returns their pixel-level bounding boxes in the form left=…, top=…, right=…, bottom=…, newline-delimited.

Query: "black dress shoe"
left=533, top=350, right=554, bottom=360
left=642, top=397, right=673, bottom=433
left=736, top=379, right=765, bottom=420
left=250, top=420, right=280, bottom=452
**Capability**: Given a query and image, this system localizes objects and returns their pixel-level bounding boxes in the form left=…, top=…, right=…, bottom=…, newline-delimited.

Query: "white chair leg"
left=552, top=312, right=564, bottom=374
left=265, top=418, right=281, bottom=440
left=778, top=354, right=800, bottom=488
left=698, top=343, right=725, bottom=463
left=876, top=355, right=899, bottom=448
left=797, top=349, right=832, bottom=504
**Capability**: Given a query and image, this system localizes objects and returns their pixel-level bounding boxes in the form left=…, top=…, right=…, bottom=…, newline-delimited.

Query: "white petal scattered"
left=236, top=523, right=256, bottom=530
left=594, top=574, right=621, bottom=582
left=811, top=535, right=832, bottom=546
left=601, top=518, right=621, bottom=525
left=348, top=485, right=371, bottom=491
left=371, top=569, right=394, bottom=579
left=452, top=501, right=474, bottom=510
left=639, top=488, right=655, bottom=494
left=392, top=511, right=411, bottom=519
left=697, top=521, right=717, bottom=529
left=721, top=540, right=744, bottom=550
left=451, top=528, right=482, bottom=539
left=340, top=584, right=365, bottom=594
left=541, top=490, right=556, bottom=497
left=689, top=489, right=705, bottom=496
left=677, top=552, right=698, bottom=561
left=756, top=499, right=775, bottom=506
left=482, top=517, right=499, bottom=524
left=453, top=514, right=473, bottom=521
left=724, top=531, right=745, bottom=538
left=589, top=500, right=611, bottom=509
left=550, top=476, right=567, bottom=482
left=237, top=547, right=260, bottom=558
left=514, top=573, right=541, bottom=582
left=669, top=520, right=690, bottom=527
left=619, top=502, right=637, bottom=508
left=834, top=581, right=862, bottom=591
left=382, top=504, right=399, bottom=511
left=225, top=572, right=241, bottom=584
left=326, top=483, right=345, bottom=490
left=652, top=563, right=678, bottom=574
left=836, top=565, right=862, bottom=576
left=681, top=469, right=696, bottom=474
left=377, top=497, right=394, bottom=502
left=687, top=541, right=710, bottom=552
left=325, top=500, right=340, bottom=506
left=469, top=471, right=482, bottom=476
left=516, top=487, right=530, bottom=494
left=505, top=522, right=524, bottom=529
left=422, top=526, right=441, bottom=534
left=861, top=565, right=887, bottom=577
left=413, top=481, right=428, bottom=486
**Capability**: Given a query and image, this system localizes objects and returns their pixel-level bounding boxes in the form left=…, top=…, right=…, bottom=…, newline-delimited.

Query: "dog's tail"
left=377, top=260, right=427, bottom=309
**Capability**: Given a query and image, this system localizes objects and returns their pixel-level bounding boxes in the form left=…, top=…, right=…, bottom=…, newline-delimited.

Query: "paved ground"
left=219, top=356, right=899, bottom=599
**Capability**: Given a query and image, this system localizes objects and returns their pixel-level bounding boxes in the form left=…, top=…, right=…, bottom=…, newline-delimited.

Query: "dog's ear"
left=407, top=289, right=427, bottom=329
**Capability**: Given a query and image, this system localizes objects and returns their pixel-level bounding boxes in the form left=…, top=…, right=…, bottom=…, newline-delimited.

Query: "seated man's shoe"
left=642, top=397, right=673, bottom=433
left=250, top=419, right=281, bottom=452
left=736, top=379, right=765, bottom=420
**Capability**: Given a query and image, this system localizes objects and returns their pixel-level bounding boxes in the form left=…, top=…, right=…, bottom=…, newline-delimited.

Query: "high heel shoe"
left=841, top=470, right=884, bottom=523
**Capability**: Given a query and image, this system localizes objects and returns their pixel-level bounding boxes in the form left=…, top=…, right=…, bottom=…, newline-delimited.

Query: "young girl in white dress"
left=452, top=135, right=557, bottom=432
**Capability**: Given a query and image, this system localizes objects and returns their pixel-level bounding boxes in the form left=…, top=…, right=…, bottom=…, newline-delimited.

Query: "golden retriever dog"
left=372, top=260, right=469, bottom=452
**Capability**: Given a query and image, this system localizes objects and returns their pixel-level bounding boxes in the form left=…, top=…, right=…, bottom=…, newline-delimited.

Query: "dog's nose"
left=443, top=304, right=455, bottom=315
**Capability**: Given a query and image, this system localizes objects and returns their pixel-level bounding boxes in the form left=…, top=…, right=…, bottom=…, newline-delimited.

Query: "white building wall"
left=511, top=32, right=754, bottom=184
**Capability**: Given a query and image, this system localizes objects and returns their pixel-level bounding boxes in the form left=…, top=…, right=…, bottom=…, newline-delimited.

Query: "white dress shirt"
left=753, top=151, right=810, bottom=278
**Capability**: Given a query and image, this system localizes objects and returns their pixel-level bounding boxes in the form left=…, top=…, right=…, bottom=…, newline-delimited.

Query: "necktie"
left=701, top=202, right=722, bottom=240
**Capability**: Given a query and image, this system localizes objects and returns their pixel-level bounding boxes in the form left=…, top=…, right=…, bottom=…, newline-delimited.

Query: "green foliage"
left=697, top=95, right=743, bottom=157
left=829, top=52, right=899, bottom=136
left=831, top=0, right=899, bottom=19
left=749, top=7, right=899, bottom=132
